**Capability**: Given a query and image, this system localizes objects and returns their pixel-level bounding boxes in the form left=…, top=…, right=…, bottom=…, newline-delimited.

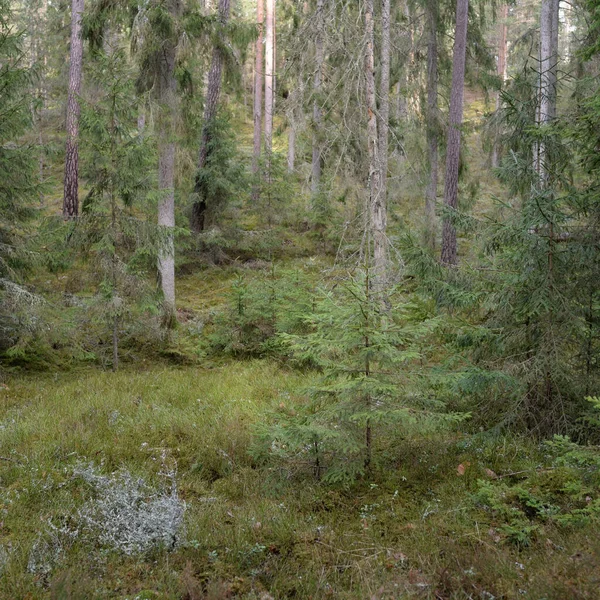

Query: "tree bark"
left=252, top=0, right=264, bottom=200
left=425, top=0, right=438, bottom=248
left=190, top=0, right=232, bottom=232
left=63, top=0, right=84, bottom=219
left=311, top=0, right=325, bottom=197
left=264, top=0, right=275, bottom=159
left=156, top=0, right=181, bottom=324
left=492, top=3, right=508, bottom=168
left=287, top=122, right=296, bottom=172
left=378, top=0, right=391, bottom=206
left=440, top=0, right=469, bottom=266
left=365, top=0, right=386, bottom=287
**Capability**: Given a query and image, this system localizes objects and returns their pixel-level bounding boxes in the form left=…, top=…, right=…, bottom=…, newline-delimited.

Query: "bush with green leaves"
left=253, top=267, right=466, bottom=484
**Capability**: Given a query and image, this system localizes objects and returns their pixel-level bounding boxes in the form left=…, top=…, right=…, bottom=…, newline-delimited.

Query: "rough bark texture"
left=156, top=0, right=181, bottom=322
left=378, top=0, right=390, bottom=204
left=264, top=0, right=275, bottom=159
left=63, top=0, right=84, bottom=219
left=425, top=0, right=438, bottom=248
left=537, top=0, right=559, bottom=182
left=311, top=0, right=325, bottom=197
left=491, top=3, right=508, bottom=168
left=252, top=0, right=264, bottom=199
left=191, top=0, right=232, bottom=232
left=365, top=0, right=386, bottom=286
left=441, top=0, right=469, bottom=266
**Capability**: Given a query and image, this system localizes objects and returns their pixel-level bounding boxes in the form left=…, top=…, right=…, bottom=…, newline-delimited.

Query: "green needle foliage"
left=254, top=266, right=466, bottom=484
left=71, top=49, right=158, bottom=370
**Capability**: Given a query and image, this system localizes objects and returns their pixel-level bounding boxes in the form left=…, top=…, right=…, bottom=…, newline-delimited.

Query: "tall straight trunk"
left=156, top=0, right=181, bottom=324
left=287, top=121, right=296, bottom=172
left=191, top=0, right=232, bottom=232
left=311, top=0, right=325, bottom=197
left=365, top=0, right=386, bottom=286
left=537, top=0, right=559, bottom=182
left=424, top=0, right=438, bottom=248
left=441, top=0, right=469, bottom=266
left=252, top=0, right=264, bottom=199
left=63, top=0, right=84, bottom=219
left=378, top=0, right=391, bottom=204
left=492, top=3, right=508, bottom=168
left=264, top=0, right=275, bottom=159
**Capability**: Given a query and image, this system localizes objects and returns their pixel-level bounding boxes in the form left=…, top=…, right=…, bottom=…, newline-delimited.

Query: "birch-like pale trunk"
left=440, top=0, right=469, bottom=266
left=378, top=0, right=391, bottom=204
left=252, top=0, right=264, bottom=200
left=191, top=0, right=232, bottom=232
left=63, top=0, right=84, bottom=219
left=365, top=0, right=386, bottom=287
left=156, top=0, right=181, bottom=324
left=425, top=0, right=438, bottom=248
left=311, top=0, right=325, bottom=197
left=264, top=0, right=275, bottom=159
left=492, top=3, right=508, bottom=168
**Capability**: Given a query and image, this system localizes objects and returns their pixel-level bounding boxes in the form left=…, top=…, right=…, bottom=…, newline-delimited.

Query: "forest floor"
left=1, top=359, right=599, bottom=599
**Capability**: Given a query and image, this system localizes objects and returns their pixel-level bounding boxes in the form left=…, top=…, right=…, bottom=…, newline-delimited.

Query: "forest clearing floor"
left=0, top=361, right=598, bottom=599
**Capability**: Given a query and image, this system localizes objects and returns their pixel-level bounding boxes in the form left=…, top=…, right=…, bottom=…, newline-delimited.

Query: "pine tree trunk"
left=440, top=0, right=469, bottom=266
left=365, top=0, right=386, bottom=287
left=491, top=3, right=508, bottom=168
left=378, top=0, right=390, bottom=205
left=424, top=0, right=438, bottom=249
left=63, top=0, right=84, bottom=219
left=191, top=0, right=231, bottom=232
left=156, top=0, right=181, bottom=324
left=252, top=0, right=264, bottom=200
left=311, top=0, right=325, bottom=197
left=264, top=0, right=275, bottom=159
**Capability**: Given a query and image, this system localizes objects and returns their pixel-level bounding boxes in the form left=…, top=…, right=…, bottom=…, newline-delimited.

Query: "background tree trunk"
left=191, top=0, right=232, bottom=232
left=424, top=0, right=438, bottom=248
left=264, top=0, right=275, bottom=159
left=252, top=0, right=264, bottom=200
left=440, top=0, right=469, bottom=266
left=63, top=0, right=84, bottom=219
left=311, top=0, right=325, bottom=198
left=365, top=0, right=387, bottom=287
left=491, top=3, right=508, bottom=168
left=156, top=0, right=181, bottom=324
left=378, top=0, right=390, bottom=206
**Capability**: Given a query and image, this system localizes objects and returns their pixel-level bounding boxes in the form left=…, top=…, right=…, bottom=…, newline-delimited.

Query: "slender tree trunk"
left=425, top=0, right=438, bottom=248
left=190, top=0, right=232, bottom=232
left=63, top=0, right=84, bottom=219
left=365, top=0, right=386, bottom=287
left=440, top=0, right=469, bottom=266
left=252, top=0, right=264, bottom=200
left=537, top=0, right=559, bottom=183
left=378, top=0, right=391, bottom=204
left=287, top=122, right=296, bottom=172
left=156, top=0, right=181, bottom=325
left=491, top=3, right=508, bottom=168
left=311, top=0, right=325, bottom=197
left=264, top=0, right=275, bottom=159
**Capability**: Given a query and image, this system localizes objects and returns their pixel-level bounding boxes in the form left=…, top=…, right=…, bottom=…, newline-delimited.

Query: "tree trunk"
left=365, top=0, right=386, bottom=287
left=425, top=0, right=438, bottom=248
left=378, top=0, right=390, bottom=205
left=287, top=122, right=296, bottom=172
left=156, top=0, right=181, bottom=325
left=251, top=0, right=264, bottom=200
left=492, top=3, right=508, bottom=168
left=63, top=0, right=84, bottom=219
left=311, top=0, right=325, bottom=197
left=440, top=0, right=469, bottom=266
left=264, top=0, right=275, bottom=159
left=537, top=0, right=559, bottom=183
left=190, top=0, right=231, bottom=232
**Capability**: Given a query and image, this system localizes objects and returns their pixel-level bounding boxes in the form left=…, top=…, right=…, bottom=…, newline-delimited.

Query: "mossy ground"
left=0, top=361, right=598, bottom=599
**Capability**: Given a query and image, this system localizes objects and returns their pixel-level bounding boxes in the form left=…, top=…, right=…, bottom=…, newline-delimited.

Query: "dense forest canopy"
left=0, top=0, right=599, bottom=597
